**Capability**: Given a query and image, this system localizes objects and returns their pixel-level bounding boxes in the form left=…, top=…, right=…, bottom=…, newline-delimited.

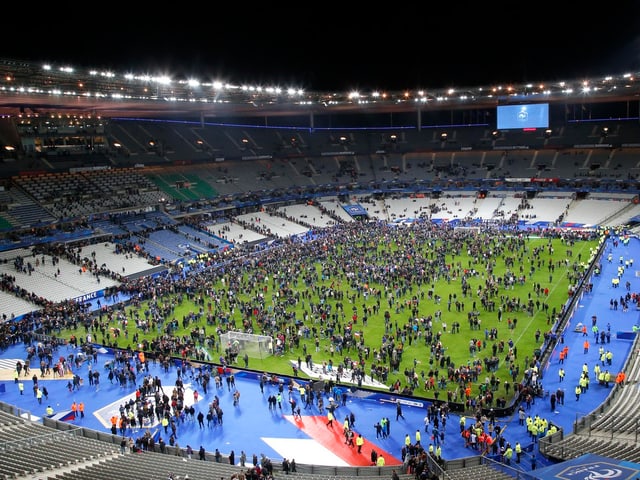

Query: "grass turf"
left=56, top=228, right=599, bottom=404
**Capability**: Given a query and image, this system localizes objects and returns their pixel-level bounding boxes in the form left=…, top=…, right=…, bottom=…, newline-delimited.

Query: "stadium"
left=0, top=58, right=639, bottom=480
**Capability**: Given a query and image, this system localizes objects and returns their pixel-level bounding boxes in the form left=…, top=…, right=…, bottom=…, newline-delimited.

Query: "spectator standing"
left=326, top=410, right=334, bottom=427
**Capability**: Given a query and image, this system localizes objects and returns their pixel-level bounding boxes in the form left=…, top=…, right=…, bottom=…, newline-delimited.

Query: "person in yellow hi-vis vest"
left=356, top=434, right=364, bottom=453
left=326, top=410, right=334, bottom=427
left=376, top=454, right=385, bottom=466
left=503, top=444, right=513, bottom=465
left=162, top=415, right=169, bottom=433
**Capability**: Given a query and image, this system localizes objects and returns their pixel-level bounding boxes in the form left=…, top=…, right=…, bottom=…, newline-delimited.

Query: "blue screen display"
left=497, top=103, right=549, bottom=130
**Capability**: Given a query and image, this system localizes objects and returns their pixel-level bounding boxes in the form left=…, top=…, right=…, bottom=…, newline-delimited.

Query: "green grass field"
left=57, top=228, right=600, bottom=405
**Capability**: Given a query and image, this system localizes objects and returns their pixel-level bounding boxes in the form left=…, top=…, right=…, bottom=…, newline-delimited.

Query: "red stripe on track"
left=284, top=414, right=402, bottom=466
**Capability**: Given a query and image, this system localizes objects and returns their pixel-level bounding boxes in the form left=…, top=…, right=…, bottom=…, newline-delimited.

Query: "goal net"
left=219, top=331, right=274, bottom=360
left=453, top=225, right=482, bottom=236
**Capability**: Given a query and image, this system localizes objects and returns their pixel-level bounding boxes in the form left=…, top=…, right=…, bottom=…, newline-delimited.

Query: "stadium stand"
left=1, top=59, right=640, bottom=480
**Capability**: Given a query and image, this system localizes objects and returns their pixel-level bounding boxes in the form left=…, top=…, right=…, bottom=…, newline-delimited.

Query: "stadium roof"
left=1, top=58, right=640, bottom=120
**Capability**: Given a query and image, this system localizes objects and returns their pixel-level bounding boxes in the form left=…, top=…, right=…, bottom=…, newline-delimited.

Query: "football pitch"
left=57, top=223, right=602, bottom=403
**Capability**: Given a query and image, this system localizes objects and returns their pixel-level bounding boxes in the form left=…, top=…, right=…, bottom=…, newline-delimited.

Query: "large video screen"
left=497, top=103, right=549, bottom=130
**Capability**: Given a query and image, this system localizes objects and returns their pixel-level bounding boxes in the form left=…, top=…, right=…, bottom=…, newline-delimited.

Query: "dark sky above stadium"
left=5, top=6, right=640, bottom=93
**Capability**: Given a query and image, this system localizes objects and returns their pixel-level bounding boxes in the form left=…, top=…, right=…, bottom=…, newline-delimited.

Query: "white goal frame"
left=219, top=331, right=274, bottom=360
left=453, top=225, right=482, bottom=235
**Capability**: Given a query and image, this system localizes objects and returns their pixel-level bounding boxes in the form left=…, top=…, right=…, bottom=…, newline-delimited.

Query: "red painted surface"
left=284, top=414, right=402, bottom=466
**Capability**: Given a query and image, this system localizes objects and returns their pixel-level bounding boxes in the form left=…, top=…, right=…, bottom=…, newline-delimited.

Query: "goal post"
left=219, top=331, right=274, bottom=360
left=453, top=225, right=482, bottom=235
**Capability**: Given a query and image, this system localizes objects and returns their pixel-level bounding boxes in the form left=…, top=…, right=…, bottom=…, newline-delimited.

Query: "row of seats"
left=543, top=435, right=640, bottom=462
left=0, top=416, right=120, bottom=480
left=0, top=401, right=420, bottom=480
left=3, top=146, right=639, bottom=229
left=443, top=463, right=516, bottom=480
left=100, top=120, right=640, bottom=164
